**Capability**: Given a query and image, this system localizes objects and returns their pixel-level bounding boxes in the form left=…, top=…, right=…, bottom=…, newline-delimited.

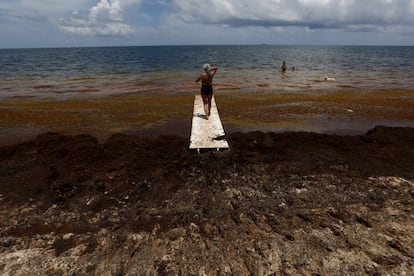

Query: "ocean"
left=1, top=45, right=414, bottom=98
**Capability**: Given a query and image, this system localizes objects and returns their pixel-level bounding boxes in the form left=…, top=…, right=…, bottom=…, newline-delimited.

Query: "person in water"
left=281, top=61, right=288, bottom=72
left=195, top=64, right=218, bottom=118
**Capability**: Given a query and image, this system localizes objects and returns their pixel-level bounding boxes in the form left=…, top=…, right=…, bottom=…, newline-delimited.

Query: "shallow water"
left=1, top=45, right=414, bottom=98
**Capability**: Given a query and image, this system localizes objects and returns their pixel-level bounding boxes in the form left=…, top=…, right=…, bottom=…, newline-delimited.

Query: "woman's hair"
left=203, top=64, right=211, bottom=72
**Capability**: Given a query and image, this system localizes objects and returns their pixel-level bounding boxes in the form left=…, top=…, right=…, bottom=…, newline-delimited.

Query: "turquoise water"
left=0, top=45, right=413, bottom=98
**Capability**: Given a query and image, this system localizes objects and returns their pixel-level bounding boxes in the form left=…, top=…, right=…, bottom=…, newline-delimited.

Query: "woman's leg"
left=201, top=93, right=209, bottom=117
left=207, top=94, right=213, bottom=116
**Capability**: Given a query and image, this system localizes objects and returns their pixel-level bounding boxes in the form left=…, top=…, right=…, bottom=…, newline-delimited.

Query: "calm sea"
left=0, top=45, right=413, bottom=98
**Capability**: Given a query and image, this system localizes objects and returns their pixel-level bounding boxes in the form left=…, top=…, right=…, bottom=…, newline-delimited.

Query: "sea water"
left=0, top=45, right=413, bottom=98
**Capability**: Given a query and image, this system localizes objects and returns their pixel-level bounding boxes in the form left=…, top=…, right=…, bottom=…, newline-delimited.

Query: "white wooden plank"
left=189, top=95, right=229, bottom=151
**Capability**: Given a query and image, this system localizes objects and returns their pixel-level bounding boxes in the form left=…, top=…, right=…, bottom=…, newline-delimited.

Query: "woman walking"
left=195, top=64, right=218, bottom=118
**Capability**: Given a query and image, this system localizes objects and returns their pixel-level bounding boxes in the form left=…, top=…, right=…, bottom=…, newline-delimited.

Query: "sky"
left=1, top=0, right=414, bottom=48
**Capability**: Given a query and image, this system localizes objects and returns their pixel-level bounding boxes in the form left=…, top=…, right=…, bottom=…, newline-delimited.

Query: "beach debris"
left=63, top=233, right=75, bottom=240
left=295, top=188, right=308, bottom=194
left=324, top=76, right=336, bottom=81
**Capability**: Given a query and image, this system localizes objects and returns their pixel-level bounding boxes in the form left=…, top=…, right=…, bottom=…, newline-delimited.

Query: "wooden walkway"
left=189, top=95, right=229, bottom=152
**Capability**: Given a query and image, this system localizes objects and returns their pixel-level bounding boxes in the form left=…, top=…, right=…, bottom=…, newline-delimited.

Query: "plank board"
left=189, top=95, right=229, bottom=152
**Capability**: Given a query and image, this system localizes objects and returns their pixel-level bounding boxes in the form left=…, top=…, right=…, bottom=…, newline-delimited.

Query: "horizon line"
left=1, top=43, right=414, bottom=50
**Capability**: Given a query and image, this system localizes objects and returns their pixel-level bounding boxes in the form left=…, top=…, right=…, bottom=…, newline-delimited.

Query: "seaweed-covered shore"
left=1, top=126, right=413, bottom=275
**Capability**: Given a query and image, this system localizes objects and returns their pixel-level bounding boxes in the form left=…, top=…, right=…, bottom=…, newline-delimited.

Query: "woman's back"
left=201, top=72, right=213, bottom=86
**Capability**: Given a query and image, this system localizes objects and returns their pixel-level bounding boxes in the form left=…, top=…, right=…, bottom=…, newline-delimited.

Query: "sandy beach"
left=0, top=88, right=414, bottom=274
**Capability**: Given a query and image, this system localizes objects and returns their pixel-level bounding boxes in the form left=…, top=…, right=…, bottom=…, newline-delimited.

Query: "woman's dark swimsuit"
left=201, top=84, right=213, bottom=95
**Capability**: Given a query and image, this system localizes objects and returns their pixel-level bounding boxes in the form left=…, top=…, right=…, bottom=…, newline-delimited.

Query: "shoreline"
left=2, top=46, right=414, bottom=274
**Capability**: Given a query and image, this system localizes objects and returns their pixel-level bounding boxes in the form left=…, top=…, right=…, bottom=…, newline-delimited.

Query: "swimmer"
left=281, top=61, right=287, bottom=72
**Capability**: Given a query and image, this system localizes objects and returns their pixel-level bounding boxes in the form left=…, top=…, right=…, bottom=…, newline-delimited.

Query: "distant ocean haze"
left=1, top=45, right=414, bottom=98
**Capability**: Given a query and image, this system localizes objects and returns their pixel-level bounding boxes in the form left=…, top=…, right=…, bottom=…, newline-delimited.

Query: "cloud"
left=0, top=1, right=88, bottom=18
left=52, top=0, right=141, bottom=36
left=170, top=0, right=414, bottom=33
left=2, top=0, right=414, bottom=47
